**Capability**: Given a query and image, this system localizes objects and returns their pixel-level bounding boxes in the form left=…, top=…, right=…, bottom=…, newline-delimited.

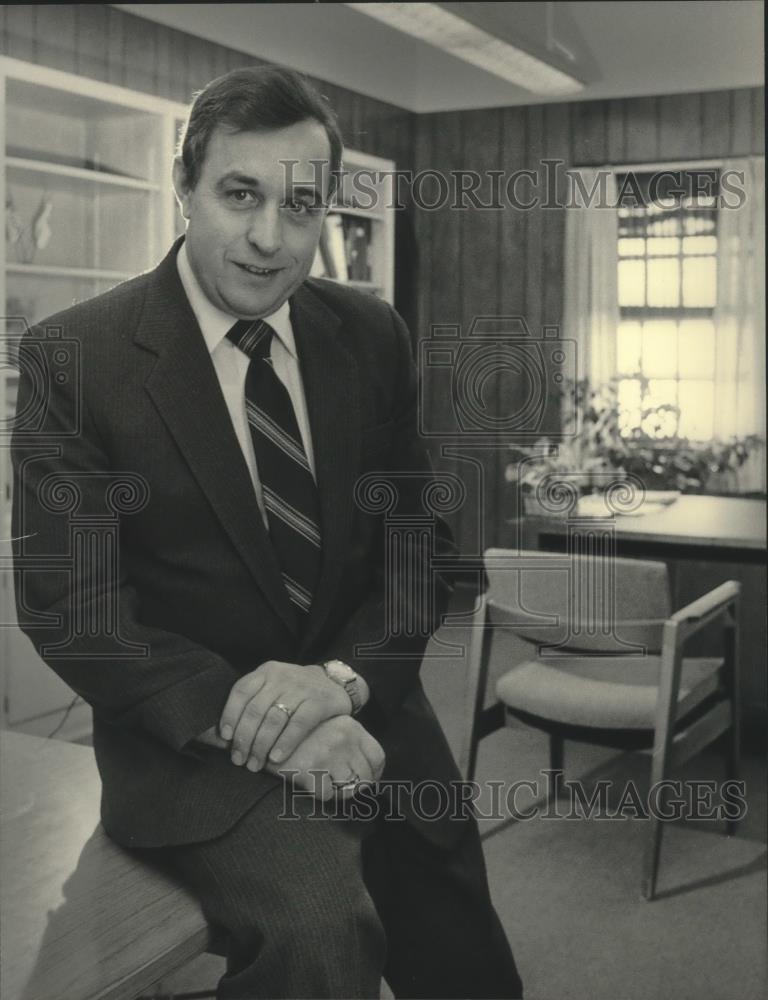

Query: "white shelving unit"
left=0, top=57, right=187, bottom=741
left=318, top=148, right=395, bottom=304
left=0, top=56, right=395, bottom=741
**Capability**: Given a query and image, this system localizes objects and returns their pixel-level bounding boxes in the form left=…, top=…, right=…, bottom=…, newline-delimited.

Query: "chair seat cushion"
left=495, top=655, right=723, bottom=729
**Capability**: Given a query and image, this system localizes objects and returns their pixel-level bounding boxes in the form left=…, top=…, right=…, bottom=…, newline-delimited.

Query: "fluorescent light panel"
left=346, top=2, right=584, bottom=96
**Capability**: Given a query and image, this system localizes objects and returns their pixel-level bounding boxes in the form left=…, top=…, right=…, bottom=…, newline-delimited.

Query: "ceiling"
left=115, top=2, right=764, bottom=113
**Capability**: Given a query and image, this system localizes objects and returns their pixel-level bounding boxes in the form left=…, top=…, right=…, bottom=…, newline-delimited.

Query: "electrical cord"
left=46, top=693, right=82, bottom=739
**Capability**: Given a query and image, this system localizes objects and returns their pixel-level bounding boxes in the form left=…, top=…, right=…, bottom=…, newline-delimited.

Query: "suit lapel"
left=134, top=241, right=298, bottom=634
left=290, top=284, right=361, bottom=653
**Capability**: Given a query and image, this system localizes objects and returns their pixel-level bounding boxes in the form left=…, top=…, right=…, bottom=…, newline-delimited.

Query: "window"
left=615, top=169, right=719, bottom=441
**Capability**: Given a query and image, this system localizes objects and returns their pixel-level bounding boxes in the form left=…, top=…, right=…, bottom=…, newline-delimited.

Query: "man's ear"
left=172, top=156, right=192, bottom=220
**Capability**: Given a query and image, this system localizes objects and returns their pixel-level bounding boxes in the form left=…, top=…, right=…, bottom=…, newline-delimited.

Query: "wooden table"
left=0, top=731, right=214, bottom=1000
left=559, top=494, right=766, bottom=555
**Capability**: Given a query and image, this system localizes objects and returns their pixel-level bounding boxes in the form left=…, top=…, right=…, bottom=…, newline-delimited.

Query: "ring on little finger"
left=332, top=770, right=361, bottom=793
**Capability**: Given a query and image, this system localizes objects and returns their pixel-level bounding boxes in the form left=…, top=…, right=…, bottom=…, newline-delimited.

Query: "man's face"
left=174, top=120, right=331, bottom=318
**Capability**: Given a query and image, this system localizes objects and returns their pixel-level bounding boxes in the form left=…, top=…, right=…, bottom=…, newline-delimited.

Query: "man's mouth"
left=235, top=262, right=284, bottom=277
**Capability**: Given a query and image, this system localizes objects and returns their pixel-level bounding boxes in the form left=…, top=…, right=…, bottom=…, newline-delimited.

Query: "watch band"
left=322, top=659, right=363, bottom=715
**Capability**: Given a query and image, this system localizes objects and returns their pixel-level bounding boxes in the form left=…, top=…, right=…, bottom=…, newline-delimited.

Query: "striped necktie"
left=227, top=318, right=321, bottom=624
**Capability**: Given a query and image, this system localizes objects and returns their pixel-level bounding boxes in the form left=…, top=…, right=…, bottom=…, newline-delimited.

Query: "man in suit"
left=11, top=67, right=522, bottom=999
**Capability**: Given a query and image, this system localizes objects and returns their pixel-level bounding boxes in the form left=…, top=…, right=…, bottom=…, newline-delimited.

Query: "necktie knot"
left=226, top=319, right=274, bottom=361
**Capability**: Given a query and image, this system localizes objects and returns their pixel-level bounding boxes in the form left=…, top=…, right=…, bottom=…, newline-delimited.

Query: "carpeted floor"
left=419, top=605, right=767, bottom=1000
left=156, top=599, right=767, bottom=1000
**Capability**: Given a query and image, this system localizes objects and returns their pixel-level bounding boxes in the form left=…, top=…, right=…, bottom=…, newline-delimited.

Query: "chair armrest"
left=667, top=580, right=740, bottom=644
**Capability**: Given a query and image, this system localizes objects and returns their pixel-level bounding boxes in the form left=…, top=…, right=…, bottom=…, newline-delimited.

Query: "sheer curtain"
left=562, top=167, right=620, bottom=388
left=564, top=161, right=766, bottom=495
left=713, top=156, right=766, bottom=493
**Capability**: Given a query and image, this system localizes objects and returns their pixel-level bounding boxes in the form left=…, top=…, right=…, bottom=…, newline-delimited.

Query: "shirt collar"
left=177, top=241, right=296, bottom=358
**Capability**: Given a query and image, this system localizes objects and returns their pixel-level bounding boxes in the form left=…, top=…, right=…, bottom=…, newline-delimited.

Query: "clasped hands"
left=196, top=660, right=384, bottom=800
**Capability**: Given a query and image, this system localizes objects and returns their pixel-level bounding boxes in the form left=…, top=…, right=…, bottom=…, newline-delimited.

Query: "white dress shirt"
left=177, top=243, right=316, bottom=528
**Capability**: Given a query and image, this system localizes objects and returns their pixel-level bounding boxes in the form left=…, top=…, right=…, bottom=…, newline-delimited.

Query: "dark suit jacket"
left=11, top=239, right=467, bottom=850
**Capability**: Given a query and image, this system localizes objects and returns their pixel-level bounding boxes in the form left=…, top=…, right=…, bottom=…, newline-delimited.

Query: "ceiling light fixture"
left=345, top=2, right=585, bottom=96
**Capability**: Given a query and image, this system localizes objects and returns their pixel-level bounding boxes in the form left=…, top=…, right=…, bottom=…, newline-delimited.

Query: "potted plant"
left=506, top=376, right=763, bottom=515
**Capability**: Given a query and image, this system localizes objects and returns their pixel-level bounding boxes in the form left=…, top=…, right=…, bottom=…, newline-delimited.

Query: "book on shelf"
left=309, top=215, right=375, bottom=284
left=344, top=218, right=371, bottom=282
left=314, top=215, right=373, bottom=282
left=321, top=214, right=348, bottom=282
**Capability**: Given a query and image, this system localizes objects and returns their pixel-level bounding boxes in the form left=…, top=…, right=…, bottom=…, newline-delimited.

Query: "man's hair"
left=178, top=65, right=344, bottom=194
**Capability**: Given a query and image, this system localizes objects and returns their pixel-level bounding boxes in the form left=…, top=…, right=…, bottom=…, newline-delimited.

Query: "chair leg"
left=643, top=739, right=673, bottom=902
left=547, top=733, right=564, bottom=805
left=723, top=720, right=741, bottom=837
left=641, top=813, right=664, bottom=902
left=723, top=615, right=741, bottom=837
left=643, top=627, right=686, bottom=902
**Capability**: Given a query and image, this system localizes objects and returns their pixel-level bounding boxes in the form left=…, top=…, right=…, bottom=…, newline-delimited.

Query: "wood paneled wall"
left=413, top=89, right=765, bottom=553
left=2, top=5, right=763, bottom=552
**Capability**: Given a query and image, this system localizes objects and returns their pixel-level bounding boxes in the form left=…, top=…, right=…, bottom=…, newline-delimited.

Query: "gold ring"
left=332, top=770, right=361, bottom=792
left=273, top=702, right=293, bottom=719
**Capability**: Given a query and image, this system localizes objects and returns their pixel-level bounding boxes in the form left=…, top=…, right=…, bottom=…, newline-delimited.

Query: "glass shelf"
left=6, top=272, right=124, bottom=328
left=6, top=263, right=133, bottom=280
left=6, top=76, right=162, bottom=185
left=6, top=156, right=162, bottom=191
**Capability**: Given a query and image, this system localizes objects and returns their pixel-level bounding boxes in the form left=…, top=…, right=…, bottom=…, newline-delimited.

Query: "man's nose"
left=246, top=203, right=282, bottom=255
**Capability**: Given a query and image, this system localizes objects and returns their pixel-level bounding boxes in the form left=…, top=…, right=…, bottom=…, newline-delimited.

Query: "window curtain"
left=713, top=156, right=766, bottom=494
left=562, top=167, right=620, bottom=389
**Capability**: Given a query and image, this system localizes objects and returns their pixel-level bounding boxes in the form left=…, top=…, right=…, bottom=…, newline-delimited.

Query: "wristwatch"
left=322, top=659, right=363, bottom=715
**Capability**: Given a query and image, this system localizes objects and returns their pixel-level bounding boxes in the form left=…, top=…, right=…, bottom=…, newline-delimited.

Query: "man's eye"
left=228, top=189, right=256, bottom=203
left=285, top=198, right=320, bottom=214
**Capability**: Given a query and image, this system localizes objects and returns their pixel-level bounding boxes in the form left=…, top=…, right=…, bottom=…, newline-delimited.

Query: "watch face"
left=326, top=659, right=356, bottom=683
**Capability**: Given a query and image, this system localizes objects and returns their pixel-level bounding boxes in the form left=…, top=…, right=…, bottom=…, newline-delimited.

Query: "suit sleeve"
left=11, top=327, right=239, bottom=754
left=318, top=306, right=457, bottom=719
